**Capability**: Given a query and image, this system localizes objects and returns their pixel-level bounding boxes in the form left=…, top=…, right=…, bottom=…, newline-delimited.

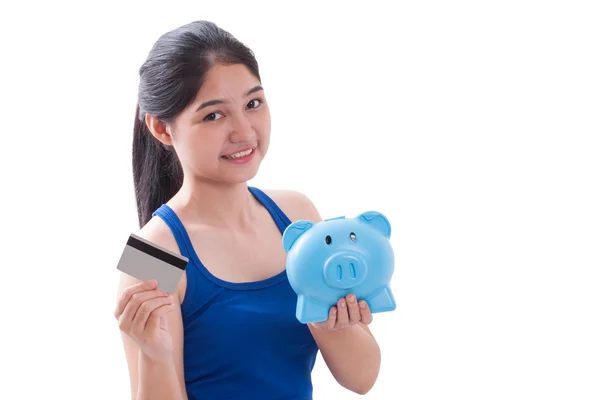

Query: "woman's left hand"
left=310, top=294, right=373, bottom=331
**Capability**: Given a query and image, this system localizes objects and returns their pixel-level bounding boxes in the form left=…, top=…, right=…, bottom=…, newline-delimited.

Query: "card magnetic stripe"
left=126, top=235, right=187, bottom=270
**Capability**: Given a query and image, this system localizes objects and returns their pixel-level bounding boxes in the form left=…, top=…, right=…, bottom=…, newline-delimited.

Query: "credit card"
left=116, top=233, right=188, bottom=293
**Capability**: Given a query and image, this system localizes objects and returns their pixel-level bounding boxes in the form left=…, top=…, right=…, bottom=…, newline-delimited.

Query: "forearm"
left=136, top=352, right=187, bottom=400
left=309, top=324, right=381, bottom=394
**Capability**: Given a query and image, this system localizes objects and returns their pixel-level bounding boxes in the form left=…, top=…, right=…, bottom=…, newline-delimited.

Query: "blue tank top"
left=151, top=186, right=319, bottom=400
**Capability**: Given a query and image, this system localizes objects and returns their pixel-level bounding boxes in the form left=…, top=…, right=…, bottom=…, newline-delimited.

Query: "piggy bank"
left=282, top=211, right=396, bottom=324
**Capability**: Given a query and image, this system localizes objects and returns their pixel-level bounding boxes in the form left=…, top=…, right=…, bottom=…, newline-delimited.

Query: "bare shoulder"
left=262, top=189, right=323, bottom=223
left=137, top=215, right=181, bottom=254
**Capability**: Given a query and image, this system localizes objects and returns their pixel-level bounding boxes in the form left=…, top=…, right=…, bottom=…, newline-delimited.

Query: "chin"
left=225, top=159, right=263, bottom=184
left=228, top=169, right=260, bottom=184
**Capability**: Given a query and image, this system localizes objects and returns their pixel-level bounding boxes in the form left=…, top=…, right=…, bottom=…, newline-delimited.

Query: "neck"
left=170, top=177, right=257, bottom=231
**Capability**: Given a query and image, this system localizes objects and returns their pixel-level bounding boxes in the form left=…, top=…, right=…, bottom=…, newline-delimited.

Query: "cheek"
left=254, top=110, right=271, bottom=138
left=176, top=131, right=217, bottom=165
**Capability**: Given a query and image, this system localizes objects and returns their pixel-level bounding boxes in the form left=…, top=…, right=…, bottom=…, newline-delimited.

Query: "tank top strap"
left=151, top=204, right=224, bottom=320
left=248, top=186, right=291, bottom=233
left=151, top=205, right=196, bottom=262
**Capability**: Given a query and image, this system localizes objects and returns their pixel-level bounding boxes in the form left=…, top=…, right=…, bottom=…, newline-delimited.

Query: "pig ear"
left=282, top=220, right=314, bottom=252
left=357, top=211, right=391, bottom=238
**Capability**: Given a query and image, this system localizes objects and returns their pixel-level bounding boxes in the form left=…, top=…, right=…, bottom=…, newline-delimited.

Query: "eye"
left=325, top=235, right=332, bottom=245
left=204, top=112, right=224, bottom=121
left=247, top=98, right=262, bottom=109
left=350, top=232, right=356, bottom=241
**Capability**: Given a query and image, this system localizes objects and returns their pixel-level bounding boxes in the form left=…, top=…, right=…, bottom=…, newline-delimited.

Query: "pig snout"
left=323, top=253, right=367, bottom=289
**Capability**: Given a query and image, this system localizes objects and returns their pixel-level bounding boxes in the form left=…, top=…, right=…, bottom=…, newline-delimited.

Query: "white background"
left=1, top=0, right=599, bottom=399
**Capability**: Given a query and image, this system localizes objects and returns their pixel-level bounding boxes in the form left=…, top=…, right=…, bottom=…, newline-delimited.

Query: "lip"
left=221, top=145, right=256, bottom=158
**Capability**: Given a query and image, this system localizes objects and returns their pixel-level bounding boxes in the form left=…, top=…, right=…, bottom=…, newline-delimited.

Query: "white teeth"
left=226, top=148, right=253, bottom=159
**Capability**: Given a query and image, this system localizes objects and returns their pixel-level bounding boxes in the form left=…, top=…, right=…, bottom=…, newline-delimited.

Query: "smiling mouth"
left=222, top=147, right=255, bottom=160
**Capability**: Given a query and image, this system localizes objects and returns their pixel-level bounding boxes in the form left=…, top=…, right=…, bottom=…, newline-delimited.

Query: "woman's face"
left=151, top=63, right=271, bottom=185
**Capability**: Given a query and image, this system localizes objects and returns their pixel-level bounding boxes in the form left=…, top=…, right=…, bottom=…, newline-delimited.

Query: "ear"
left=145, top=114, right=174, bottom=146
left=282, top=220, right=314, bottom=252
left=357, top=211, right=391, bottom=238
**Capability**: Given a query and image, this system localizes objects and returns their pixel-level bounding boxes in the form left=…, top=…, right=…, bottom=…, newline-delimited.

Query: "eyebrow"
left=195, top=85, right=264, bottom=112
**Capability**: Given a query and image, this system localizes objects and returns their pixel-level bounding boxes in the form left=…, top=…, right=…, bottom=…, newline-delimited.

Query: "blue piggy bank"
left=283, top=211, right=396, bottom=324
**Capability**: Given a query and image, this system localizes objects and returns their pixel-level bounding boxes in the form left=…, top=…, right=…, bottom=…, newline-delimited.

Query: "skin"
left=115, top=63, right=381, bottom=399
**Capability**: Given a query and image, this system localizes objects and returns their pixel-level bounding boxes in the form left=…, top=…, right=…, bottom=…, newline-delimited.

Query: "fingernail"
left=359, top=301, right=366, bottom=309
left=348, top=295, right=355, bottom=303
left=340, top=300, right=346, bottom=308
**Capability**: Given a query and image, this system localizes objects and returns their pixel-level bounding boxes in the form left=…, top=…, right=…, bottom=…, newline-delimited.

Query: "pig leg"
left=296, top=294, right=330, bottom=324
left=366, top=285, right=397, bottom=313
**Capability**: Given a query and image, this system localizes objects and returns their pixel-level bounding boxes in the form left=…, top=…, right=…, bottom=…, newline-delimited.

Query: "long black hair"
left=132, top=20, right=261, bottom=228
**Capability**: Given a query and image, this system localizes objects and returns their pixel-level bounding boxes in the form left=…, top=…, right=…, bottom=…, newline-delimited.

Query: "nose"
left=228, top=112, right=254, bottom=143
left=323, top=253, right=367, bottom=290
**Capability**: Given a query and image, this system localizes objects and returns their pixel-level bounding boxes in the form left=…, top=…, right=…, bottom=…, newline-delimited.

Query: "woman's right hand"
left=114, top=279, right=176, bottom=362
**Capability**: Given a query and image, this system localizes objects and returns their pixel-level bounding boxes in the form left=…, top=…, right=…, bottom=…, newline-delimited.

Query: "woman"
left=114, top=20, right=382, bottom=399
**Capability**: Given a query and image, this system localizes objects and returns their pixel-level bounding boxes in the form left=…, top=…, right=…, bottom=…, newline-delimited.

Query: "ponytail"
left=132, top=104, right=183, bottom=229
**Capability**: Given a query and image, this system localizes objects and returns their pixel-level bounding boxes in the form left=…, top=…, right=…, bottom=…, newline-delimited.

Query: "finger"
left=326, top=306, right=337, bottom=330
left=335, top=298, right=349, bottom=329
left=358, top=300, right=373, bottom=325
left=118, top=289, right=171, bottom=331
left=131, top=296, right=175, bottom=336
left=114, top=279, right=160, bottom=318
left=146, top=303, right=176, bottom=333
left=346, top=294, right=361, bottom=324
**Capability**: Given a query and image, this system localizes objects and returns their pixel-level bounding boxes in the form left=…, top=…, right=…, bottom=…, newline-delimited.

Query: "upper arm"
left=116, top=216, right=187, bottom=399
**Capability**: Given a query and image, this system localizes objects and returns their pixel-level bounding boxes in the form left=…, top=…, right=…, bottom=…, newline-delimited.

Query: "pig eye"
left=325, top=235, right=332, bottom=245
left=350, top=232, right=356, bottom=241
